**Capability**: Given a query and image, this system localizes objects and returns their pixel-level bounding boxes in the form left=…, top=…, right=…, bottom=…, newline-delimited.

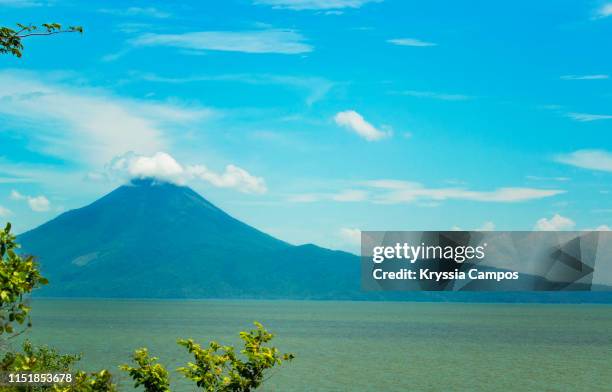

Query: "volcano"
left=18, top=178, right=361, bottom=298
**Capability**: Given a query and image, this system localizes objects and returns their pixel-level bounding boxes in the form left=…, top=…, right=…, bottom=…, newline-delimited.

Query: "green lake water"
left=14, top=299, right=612, bottom=391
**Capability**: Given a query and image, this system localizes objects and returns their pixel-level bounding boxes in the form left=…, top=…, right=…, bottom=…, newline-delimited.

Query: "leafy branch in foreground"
left=177, top=322, right=294, bottom=392
left=0, top=339, right=80, bottom=373
left=120, top=349, right=170, bottom=392
left=0, top=223, right=48, bottom=337
left=53, top=370, right=118, bottom=392
left=0, top=340, right=117, bottom=392
left=0, top=23, right=83, bottom=58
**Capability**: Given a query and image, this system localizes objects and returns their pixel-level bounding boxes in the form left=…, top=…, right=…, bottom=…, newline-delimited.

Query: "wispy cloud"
left=131, top=30, right=312, bottom=54
left=139, top=72, right=334, bottom=105
left=339, top=227, right=361, bottom=244
left=0, top=0, right=47, bottom=7
left=364, top=180, right=564, bottom=203
left=0, top=205, right=11, bottom=217
left=334, top=110, right=390, bottom=141
left=254, top=0, right=381, bottom=10
left=560, top=74, right=609, bottom=80
left=478, top=221, right=496, bottom=231
left=332, top=189, right=368, bottom=201
left=525, top=175, right=570, bottom=182
left=594, top=3, right=612, bottom=19
left=0, top=70, right=212, bottom=165
left=556, top=150, right=612, bottom=173
left=541, top=105, right=612, bottom=122
left=115, top=23, right=154, bottom=34
left=10, top=190, right=51, bottom=212
left=288, top=193, right=321, bottom=202
left=289, top=180, right=563, bottom=204
left=388, top=38, right=437, bottom=47
left=101, top=49, right=130, bottom=62
left=288, top=190, right=367, bottom=203
left=394, top=90, right=471, bottom=101
left=534, top=214, right=575, bottom=231
left=99, top=7, right=171, bottom=18
left=566, top=112, right=612, bottom=122
left=106, top=152, right=267, bottom=194
left=0, top=176, right=34, bottom=184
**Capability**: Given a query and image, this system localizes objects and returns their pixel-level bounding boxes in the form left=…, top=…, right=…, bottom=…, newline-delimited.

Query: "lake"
left=14, top=299, right=612, bottom=391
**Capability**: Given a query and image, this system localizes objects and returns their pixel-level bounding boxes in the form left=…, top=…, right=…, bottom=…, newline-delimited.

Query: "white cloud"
left=0, top=70, right=211, bottom=165
left=388, top=38, right=437, bottom=47
left=560, top=74, right=609, bottom=80
left=395, top=90, right=471, bottom=101
left=289, top=180, right=563, bottom=205
left=109, top=152, right=185, bottom=184
left=0, top=206, right=11, bottom=217
left=0, top=0, right=45, bottom=7
left=534, top=214, right=575, bottom=231
left=101, top=49, right=129, bottom=63
left=479, top=221, right=495, bottom=231
left=99, top=7, right=171, bottom=18
left=595, top=3, right=612, bottom=18
left=131, top=30, right=312, bottom=54
left=339, top=227, right=361, bottom=244
left=566, top=112, right=612, bottom=122
left=28, top=195, right=51, bottom=212
left=10, top=190, right=25, bottom=200
left=10, top=189, right=50, bottom=212
left=189, top=164, right=267, bottom=194
left=332, top=189, right=368, bottom=202
left=594, top=225, right=611, bottom=231
left=334, top=110, right=390, bottom=141
left=108, top=152, right=267, bottom=194
left=364, top=180, right=564, bottom=203
left=556, top=150, right=612, bottom=173
left=288, top=193, right=320, bottom=202
left=254, top=0, right=381, bottom=10
left=0, top=177, right=33, bottom=184
left=365, top=179, right=418, bottom=190
left=139, top=73, right=334, bottom=106
left=288, top=190, right=367, bottom=203
left=115, top=22, right=154, bottom=34
left=525, top=175, right=570, bottom=182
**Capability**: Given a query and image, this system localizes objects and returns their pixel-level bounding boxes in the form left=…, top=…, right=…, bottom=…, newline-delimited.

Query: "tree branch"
left=17, top=30, right=79, bottom=38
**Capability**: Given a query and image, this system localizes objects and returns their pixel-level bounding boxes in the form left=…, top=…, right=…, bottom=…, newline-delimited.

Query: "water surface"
left=16, top=299, right=612, bottom=391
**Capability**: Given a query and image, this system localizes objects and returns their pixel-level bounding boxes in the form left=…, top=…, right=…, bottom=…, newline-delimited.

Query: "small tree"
left=178, top=322, right=294, bottom=392
left=0, top=223, right=48, bottom=337
left=0, top=340, right=80, bottom=392
left=0, top=23, right=82, bottom=58
left=120, top=349, right=170, bottom=392
left=51, top=370, right=118, bottom=392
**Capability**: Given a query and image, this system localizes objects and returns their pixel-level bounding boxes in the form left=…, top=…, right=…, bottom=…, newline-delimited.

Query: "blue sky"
left=0, top=0, right=611, bottom=252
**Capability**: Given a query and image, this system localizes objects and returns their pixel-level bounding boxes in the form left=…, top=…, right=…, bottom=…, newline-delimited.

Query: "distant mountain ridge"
left=18, top=178, right=363, bottom=299
left=17, top=178, right=612, bottom=303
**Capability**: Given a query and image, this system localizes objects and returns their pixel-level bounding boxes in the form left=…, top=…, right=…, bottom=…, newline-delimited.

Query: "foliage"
left=52, top=371, right=118, bottom=392
left=0, top=23, right=83, bottom=58
left=0, top=340, right=80, bottom=392
left=0, top=340, right=80, bottom=373
left=0, top=338, right=116, bottom=392
left=0, top=223, right=48, bottom=337
left=178, top=322, right=294, bottom=392
left=120, top=349, right=170, bottom=392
